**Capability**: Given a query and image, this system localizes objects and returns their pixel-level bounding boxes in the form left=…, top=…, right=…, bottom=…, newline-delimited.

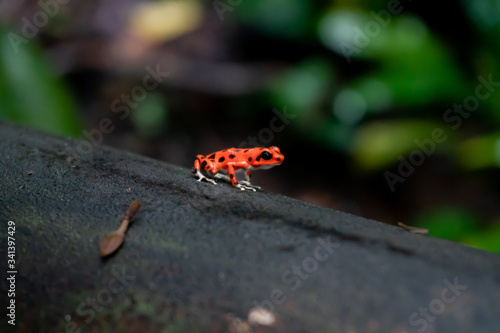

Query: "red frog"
left=192, top=146, right=284, bottom=191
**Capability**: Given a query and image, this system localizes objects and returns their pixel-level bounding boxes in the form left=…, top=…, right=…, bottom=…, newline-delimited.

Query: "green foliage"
left=131, top=93, right=169, bottom=138
left=414, top=207, right=500, bottom=252
left=350, top=120, right=450, bottom=171
left=462, top=222, right=500, bottom=253
left=315, top=6, right=500, bottom=251
left=319, top=10, right=468, bottom=106
left=235, top=0, right=314, bottom=38
left=270, top=58, right=333, bottom=118
left=413, top=207, right=480, bottom=241
left=457, top=134, right=500, bottom=170
left=0, top=28, right=82, bottom=137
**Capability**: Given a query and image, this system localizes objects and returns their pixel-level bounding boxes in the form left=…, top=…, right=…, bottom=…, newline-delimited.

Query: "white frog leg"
left=214, top=173, right=231, bottom=182
left=240, top=170, right=261, bottom=190
left=194, top=169, right=217, bottom=185
left=235, top=182, right=257, bottom=191
left=213, top=172, right=257, bottom=191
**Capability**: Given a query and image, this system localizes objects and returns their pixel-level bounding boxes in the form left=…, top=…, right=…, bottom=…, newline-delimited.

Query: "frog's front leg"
left=192, top=158, right=217, bottom=185
left=240, top=170, right=261, bottom=190
left=227, top=165, right=256, bottom=191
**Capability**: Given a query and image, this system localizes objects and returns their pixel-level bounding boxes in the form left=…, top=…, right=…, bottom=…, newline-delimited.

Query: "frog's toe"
left=201, top=176, right=216, bottom=184
left=241, top=181, right=261, bottom=190
left=236, top=183, right=257, bottom=191
left=195, top=171, right=217, bottom=185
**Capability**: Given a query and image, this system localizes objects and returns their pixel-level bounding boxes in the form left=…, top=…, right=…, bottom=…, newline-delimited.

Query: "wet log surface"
left=1, top=121, right=499, bottom=333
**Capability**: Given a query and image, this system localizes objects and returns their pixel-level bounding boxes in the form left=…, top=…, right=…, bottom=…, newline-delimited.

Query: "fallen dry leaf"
left=100, top=200, right=141, bottom=257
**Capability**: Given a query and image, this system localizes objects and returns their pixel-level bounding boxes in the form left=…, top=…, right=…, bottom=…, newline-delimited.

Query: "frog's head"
left=253, top=146, right=284, bottom=169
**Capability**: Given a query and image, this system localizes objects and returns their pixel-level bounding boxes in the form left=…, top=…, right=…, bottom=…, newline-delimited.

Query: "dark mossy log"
left=1, top=121, right=499, bottom=333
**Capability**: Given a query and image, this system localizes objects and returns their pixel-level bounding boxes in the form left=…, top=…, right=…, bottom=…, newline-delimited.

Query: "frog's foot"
left=235, top=182, right=257, bottom=191
left=194, top=170, right=217, bottom=185
left=234, top=183, right=257, bottom=192
left=240, top=180, right=261, bottom=190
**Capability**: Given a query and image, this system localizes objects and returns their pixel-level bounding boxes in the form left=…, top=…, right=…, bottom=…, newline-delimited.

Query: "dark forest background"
left=2, top=0, right=500, bottom=252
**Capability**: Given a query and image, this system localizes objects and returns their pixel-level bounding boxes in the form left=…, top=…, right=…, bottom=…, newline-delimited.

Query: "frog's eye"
left=259, top=151, right=273, bottom=160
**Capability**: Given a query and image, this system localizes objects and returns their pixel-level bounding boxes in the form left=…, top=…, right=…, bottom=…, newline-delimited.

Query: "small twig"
left=397, top=222, right=429, bottom=235
left=117, top=200, right=141, bottom=233
left=100, top=200, right=141, bottom=257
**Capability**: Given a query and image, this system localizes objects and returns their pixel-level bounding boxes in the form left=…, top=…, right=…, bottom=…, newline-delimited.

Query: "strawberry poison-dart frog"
left=192, top=146, right=284, bottom=191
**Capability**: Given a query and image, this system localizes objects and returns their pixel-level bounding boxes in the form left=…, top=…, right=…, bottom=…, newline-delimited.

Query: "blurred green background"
left=1, top=0, right=500, bottom=252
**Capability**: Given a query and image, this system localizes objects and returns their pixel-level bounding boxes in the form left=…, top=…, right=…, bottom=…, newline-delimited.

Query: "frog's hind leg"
left=240, top=170, right=261, bottom=190
left=214, top=173, right=231, bottom=182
